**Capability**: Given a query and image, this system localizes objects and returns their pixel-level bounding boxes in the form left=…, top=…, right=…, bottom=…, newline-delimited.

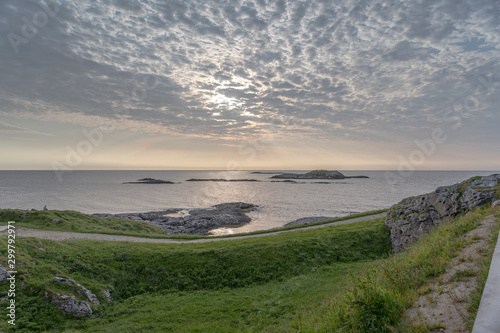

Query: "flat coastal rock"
left=94, top=202, right=257, bottom=235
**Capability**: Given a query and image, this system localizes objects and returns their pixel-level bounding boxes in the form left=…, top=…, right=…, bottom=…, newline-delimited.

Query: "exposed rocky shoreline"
left=94, top=202, right=257, bottom=235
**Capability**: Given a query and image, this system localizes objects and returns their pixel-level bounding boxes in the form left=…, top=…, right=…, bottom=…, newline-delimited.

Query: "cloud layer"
left=0, top=0, right=499, bottom=168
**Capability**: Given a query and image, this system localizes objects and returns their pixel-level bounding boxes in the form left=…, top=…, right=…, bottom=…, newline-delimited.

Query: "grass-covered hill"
left=0, top=204, right=499, bottom=332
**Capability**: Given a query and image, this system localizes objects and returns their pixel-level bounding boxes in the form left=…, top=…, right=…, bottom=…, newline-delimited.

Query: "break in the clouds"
left=0, top=0, right=499, bottom=169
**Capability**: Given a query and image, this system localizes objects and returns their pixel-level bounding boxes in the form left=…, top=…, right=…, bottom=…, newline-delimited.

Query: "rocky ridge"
left=385, top=174, right=500, bottom=252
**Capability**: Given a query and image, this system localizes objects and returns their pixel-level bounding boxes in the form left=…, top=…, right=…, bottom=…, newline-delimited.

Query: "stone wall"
left=385, top=175, right=500, bottom=253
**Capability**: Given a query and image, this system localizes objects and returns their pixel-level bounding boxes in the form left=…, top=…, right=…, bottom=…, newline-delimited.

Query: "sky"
left=0, top=0, right=499, bottom=171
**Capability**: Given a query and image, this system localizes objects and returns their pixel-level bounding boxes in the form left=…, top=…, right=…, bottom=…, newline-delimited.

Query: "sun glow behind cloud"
left=0, top=0, right=499, bottom=169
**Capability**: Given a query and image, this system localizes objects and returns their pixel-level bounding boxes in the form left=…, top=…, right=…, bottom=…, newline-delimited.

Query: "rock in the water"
left=0, top=267, right=11, bottom=282
left=186, top=179, right=260, bottom=182
left=385, top=174, right=500, bottom=253
left=284, top=216, right=334, bottom=227
left=45, top=292, right=93, bottom=317
left=270, top=180, right=306, bottom=183
left=270, top=170, right=368, bottom=180
left=123, top=178, right=175, bottom=184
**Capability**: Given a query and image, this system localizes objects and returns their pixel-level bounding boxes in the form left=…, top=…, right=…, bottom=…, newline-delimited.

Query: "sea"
left=0, top=170, right=497, bottom=234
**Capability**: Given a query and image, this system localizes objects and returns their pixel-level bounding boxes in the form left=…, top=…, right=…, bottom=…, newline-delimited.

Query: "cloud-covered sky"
left=0, top=0, right=499, bottom=170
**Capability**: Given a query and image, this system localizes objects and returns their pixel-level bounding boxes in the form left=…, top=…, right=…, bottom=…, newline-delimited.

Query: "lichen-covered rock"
left=45, top=292, right=93, bottom=317
left=385, top=175, right=500, bottom=253
left=52, top=277, right=100, bottom=305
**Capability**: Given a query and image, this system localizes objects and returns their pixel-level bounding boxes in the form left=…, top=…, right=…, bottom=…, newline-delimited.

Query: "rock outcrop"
left=46, top=277, right=101, bottom=317
left=123, top=178, right=175, bottom=184
left=0, top=267, right=11, bottom=282
left=45, top=292, right=93, bottom=318
left=95, top=202, right=257, bottom=235
left=284, top=216, right=334, bottom=227
left=385, top=175, right=500, bottom=253
left=270, top=170, right=368, bottom=180
left=52, top=277, right=100, bottom=305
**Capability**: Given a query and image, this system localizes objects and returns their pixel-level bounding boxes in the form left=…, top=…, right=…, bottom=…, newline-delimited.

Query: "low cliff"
left=385, top=174, right=500, bottom=253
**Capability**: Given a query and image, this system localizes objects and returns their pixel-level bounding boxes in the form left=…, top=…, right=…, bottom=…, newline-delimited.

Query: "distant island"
left=270, top=170, right=368, bottom=180
left=123, top=178, right=176, bottom=184
left=186, top=179, right=260, bottom=182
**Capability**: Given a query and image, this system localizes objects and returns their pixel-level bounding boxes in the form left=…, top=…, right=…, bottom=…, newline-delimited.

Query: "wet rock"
left=385, top=174, right=500, bottom=253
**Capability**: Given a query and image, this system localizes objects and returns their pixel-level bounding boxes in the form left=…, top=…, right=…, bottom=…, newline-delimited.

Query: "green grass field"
left=0, top=206, right=499, bottom=332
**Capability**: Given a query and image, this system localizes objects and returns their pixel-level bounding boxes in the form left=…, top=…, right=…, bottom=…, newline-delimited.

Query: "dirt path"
left=2, top=213, right=386, bottom=244
left=405, top=215, right=497, bottom=332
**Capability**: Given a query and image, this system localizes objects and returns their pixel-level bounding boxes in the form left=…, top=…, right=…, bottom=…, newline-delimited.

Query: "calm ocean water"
left=0, top=170, right=497, bottom=234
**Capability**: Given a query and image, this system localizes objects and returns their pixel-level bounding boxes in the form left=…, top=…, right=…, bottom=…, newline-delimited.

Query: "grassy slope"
left=0, top=209, right=167, bottom=238
left=1, top=206, right=498, bottom=332
left=295, top=206, right=500, bottom=332
left=0, top=208, right=387, bottom=239
left=0, top=218, right=391, bottom=332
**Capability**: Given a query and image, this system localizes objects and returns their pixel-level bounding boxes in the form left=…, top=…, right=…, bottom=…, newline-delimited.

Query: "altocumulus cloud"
left=0, top=0, right=499, bottom=144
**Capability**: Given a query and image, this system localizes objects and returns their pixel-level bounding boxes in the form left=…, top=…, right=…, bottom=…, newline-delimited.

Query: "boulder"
left=385, top=175, right=500, bottom=253
left=45, top=292, right=92, bottom=318
left=0, top=267, right=11, bottom=282
left=52, top=277, right=99, bottom=305
left=492, top=200, right=500, bottom=208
